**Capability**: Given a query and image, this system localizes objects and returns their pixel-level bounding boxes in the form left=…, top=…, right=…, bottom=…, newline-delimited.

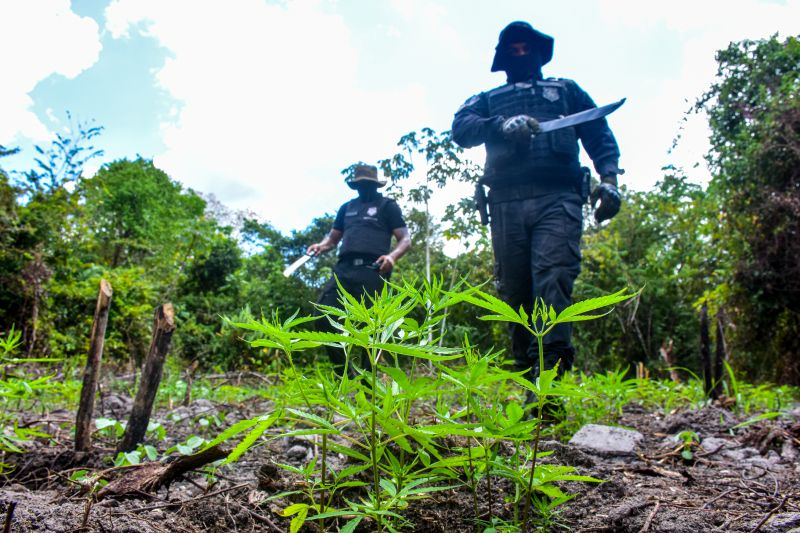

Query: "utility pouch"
left=580, top=167, right=592, bottom=205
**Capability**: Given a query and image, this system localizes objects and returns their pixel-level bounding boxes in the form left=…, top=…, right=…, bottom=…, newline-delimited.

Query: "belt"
left=488, top=182, right=579, bottom=204
left=340, top=257, right=379, bottom=267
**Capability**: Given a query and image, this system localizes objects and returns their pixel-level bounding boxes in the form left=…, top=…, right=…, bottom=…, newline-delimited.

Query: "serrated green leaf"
left=340, top=516, right=363, bottom=533
left=380, top=478, right=397, bottom=496
left=290, top=508, right=308, bottom=533
left=223, top=419, right=272, bottom=465
left=533, top=483, right=567, bottom=499
left=285, top=408, right=337, bottom=431
left=373, top=342, right=460, bottom=361
left=553, top=288, right=640, bottom=324
left=281, top=503, right=309, bottom=517
left=201, top=415, right=272, bottom=451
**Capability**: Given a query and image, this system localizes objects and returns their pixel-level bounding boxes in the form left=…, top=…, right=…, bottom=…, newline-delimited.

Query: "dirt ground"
left=2, top=390, right=799, bottom=532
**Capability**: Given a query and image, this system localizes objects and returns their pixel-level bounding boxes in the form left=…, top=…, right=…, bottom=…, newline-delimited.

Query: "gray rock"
left=608, top=497, right=648, bottom=522
left=286, top=444, right=309, bottom=461
left=721, top=446, right=760, bottom=462
left=699, top=436, right=729, bottom=454
left=568, top=424, right=643, bottom=455
left=763, top=512, right=800, bottom=533
left=742, top=450, right=783, bottom=471
left=782, top=439, right=798, bottom=462
left=101, top=393, right=133, bottom=417
left=747, top=457, right=777, bottom=470
left=192, top=399, right=216, bottom=410
left=766, top=450, right=782, bottom=465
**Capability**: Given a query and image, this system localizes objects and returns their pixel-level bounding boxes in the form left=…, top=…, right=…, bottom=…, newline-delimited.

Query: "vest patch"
left=543, top=87, right=560, bottom=102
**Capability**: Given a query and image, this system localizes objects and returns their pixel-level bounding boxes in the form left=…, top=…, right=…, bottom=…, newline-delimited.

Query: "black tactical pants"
left=488, top=191, right=583, bottom=377
left=315, top=258, right=388, bottom=372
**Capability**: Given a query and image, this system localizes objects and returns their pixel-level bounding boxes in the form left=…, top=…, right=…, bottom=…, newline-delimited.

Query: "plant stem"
left=521, top=334, right=546, bottom=532
left=514, top=441, right=521, bottom=524
left=370, top=347, right=382, bottom=532
left=320, top=432, right=327, bottom=532
left=466, top=392, right=479, bottom=520
left=484, top=439, right=493, bottom=522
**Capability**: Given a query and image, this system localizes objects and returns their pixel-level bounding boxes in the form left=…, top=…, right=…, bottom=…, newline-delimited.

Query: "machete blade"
left=537, top=98, right=626, bottom=134
left=282, top=254, right=313, bottom=277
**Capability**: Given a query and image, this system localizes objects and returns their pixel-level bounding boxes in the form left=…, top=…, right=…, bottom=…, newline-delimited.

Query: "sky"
left=1, top=0, right=799, bottom=235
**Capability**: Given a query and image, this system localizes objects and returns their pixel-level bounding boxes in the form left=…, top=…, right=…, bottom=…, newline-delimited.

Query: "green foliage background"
left=0, top=35, right=798, bottom=384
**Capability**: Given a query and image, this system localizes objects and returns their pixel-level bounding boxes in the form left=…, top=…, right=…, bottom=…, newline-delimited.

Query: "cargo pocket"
left=562, top=200, right=583, bottom=262
left=550, top=127, right=579, bottom=158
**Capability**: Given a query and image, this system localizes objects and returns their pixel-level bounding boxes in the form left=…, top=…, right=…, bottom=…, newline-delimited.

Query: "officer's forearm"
left=452, top=114, right=503, bottom=148
left=315, top=230, right=342, bottom=253
left=388, top=235, right=412, bottom=263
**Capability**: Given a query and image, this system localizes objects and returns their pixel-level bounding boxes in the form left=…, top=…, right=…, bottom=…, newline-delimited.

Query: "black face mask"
left=355, top=182, right=380, bottom=200
left=504, top=50, right=543, bottom=83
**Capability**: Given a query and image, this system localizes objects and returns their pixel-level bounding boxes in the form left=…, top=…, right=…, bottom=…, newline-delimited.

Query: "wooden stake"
left=712, top=307, right=727, bottom=399
left=659, top=339, right=680, bottom=383
left=700, top=302, right=712, bottom=396
left=182, top=360, right=199, bottom=407
left=75, top=279, right=113, bottom=452
left=117, top=303, right=176, bottom=453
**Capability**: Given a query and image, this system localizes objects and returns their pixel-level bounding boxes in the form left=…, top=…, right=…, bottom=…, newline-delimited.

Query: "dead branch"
left=97, top=445, right=228, bottom=500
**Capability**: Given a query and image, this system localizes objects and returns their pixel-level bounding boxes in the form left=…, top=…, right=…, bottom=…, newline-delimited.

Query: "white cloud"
left=597, top=0, right=800, bottom=188
left=105, top=0, right=430, bottom=231
left=387, top=0, right=465, bottom=61
left=0, top=0, right=100, bottom=144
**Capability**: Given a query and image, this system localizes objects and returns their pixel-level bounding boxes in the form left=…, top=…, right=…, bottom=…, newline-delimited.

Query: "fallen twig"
left=241, top=505, right=282, bottom=532
left=3, top=501, right=16, bottom=533
left=701, top=488, right=738, bottom=509
left=81, top=497, right=93, bottom=529
left=749, top=495, right=789, bottom=533
left=639, top=501, right=660, bottom=532
left=109, top=482, right=249, bottom=515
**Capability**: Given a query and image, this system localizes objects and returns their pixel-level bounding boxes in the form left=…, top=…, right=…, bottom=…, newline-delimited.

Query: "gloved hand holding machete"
left=475, top=98, right=627, bottom=225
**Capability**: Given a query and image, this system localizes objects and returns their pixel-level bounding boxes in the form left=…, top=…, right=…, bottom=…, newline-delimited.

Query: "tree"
left=79, top=158, right=207, bottom=271
left=1, top=120, right=103, bottom=355
left=575, top=171, right=724, bottom=375
left=697, top=35, right=800, bottom=383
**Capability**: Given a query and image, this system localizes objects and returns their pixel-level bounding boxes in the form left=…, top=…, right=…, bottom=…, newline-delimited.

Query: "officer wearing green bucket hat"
left=307, top=164, right=411, bottom=373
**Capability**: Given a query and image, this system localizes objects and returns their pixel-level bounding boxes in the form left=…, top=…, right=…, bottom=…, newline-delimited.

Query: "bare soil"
left=2, top=389, right=799, bottom=532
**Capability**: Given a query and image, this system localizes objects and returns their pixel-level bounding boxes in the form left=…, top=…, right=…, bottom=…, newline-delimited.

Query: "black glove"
left=590, top=175, right=621, bottom=223
left=501, top=115, right=541, bottom=145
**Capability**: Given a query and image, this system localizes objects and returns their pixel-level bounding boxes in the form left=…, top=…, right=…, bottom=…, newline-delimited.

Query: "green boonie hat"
left=345, top=164, right=387, bottom=189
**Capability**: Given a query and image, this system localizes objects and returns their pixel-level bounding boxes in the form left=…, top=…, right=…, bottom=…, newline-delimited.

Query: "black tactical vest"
left=484, top=79, right=581, bottom=186
left=339, top=197, right=392, bottom=259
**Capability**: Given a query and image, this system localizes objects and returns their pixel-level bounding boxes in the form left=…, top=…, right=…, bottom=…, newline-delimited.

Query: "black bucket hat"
left=490, top=21, right=554, bottom=72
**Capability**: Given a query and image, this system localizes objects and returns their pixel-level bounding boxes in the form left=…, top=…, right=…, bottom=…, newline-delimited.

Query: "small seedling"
left=676, top=430, right=700, bottom=461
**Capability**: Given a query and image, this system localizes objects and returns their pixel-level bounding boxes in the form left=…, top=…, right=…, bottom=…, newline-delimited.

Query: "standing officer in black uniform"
left=452, top=21, right=623, bottom=383
left=307, top=164, right=411, bottom=373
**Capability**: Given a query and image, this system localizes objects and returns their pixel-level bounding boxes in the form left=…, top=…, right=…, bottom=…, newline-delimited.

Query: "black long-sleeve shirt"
left=452, top=78, right=621, bottom=181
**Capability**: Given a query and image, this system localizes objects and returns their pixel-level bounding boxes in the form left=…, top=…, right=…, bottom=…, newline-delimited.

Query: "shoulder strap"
left=486, top=83, right=514, bottom=98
